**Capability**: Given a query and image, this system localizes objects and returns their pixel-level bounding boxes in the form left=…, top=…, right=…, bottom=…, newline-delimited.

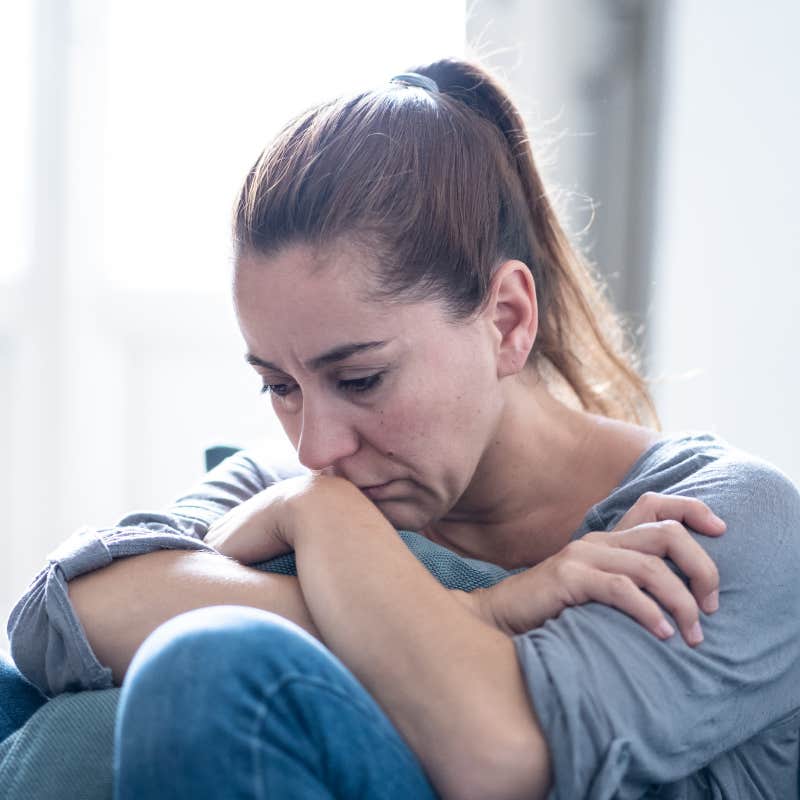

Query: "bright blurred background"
left=2, top=0, right=798, bottom=650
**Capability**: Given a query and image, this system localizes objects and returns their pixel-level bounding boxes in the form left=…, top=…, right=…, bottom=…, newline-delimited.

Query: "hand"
left=473, top=492, right=726, bottom=647
left=204, top=474, right=349, bottom=564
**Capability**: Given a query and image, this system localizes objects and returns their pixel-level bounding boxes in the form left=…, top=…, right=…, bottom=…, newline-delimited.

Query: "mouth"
left=360, top=481, right=396, bottom=499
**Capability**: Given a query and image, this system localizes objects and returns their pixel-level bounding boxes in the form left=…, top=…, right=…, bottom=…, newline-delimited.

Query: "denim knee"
left=116, top=606, right=325, bottom=758
left=124, top=604, right=336, bottom=693
left=114, top=605, right=437, bottom=800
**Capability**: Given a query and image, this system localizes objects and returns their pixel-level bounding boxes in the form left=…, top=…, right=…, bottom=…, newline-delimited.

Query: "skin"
left=233, top=238, right=661, bottom=570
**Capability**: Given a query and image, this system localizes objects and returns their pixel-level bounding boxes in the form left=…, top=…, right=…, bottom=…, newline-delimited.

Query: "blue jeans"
left=114, top=605, right=440, bottom=799
left=0, top=649, right=49, bottom=743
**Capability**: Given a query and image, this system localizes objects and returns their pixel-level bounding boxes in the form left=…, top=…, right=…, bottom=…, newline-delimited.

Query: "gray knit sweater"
left=7, top=431, right=800, bottom=799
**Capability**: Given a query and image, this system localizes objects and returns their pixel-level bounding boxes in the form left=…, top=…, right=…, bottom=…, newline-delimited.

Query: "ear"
left=485, top=260, right=538, bottom=379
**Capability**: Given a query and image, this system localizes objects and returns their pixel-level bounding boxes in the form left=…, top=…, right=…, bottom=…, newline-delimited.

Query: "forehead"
left=233, top=243, right=446, bottom=357
left=235, top=241, right=375, bottom=309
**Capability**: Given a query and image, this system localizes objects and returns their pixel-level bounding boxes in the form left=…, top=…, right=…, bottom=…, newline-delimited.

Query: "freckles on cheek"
left=380, top=404, right=428, bottom=454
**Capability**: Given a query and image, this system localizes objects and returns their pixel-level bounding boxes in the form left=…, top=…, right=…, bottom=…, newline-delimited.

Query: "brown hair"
left=233, top=56, right=661, bottom=430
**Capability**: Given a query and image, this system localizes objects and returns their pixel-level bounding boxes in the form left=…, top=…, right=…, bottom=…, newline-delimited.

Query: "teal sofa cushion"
left=0, top=689, right=119, bottom=799
left=0, top=445, right=241, bottom=799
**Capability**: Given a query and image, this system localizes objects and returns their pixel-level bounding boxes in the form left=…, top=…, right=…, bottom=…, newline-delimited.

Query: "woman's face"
left=233, top=242, right=506, bottom=532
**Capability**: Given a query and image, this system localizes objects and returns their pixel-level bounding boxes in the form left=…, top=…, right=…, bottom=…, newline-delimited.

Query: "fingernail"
left=655, top=619, right=675, bottom=638
left=703, top=590, right=719, bottom=613
left=689, top=621, right=704, bottom=644
left=712, top=514, right=726, bottom=529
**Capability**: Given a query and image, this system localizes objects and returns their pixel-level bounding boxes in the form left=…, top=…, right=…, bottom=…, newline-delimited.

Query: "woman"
left=5, top=58, right=800, bottom=799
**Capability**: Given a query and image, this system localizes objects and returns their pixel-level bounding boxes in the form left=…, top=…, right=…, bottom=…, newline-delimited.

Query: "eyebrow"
left=244, top=340, right=390, bottom=373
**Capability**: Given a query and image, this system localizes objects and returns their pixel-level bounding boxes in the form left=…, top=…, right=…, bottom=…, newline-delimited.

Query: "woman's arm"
left=285, top=478, right=551, bottom=800
left=6, top=448, right=310, bottom=697
left=509, top=457, right=800, bottom=798
left=66, top=548, right=322, bottom=686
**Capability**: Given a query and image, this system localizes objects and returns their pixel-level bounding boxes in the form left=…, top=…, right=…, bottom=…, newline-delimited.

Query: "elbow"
left=14, top=562, right=116, bottom=696
left=6, top=571, right=54, bottom=698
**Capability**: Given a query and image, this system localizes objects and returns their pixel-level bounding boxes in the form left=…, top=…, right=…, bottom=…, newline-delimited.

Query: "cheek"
left=270, top=401, right=301, bottom=446
left=271, top=375, right=488, bottom=465
left=270, top=395, right=410, bottom=455
left=380, top=389, right=481, bottom=461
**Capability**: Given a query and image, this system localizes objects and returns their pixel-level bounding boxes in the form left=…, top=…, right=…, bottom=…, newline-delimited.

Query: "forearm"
left=67, top=549, right=321, bottom=686
left=291, top=487, right=550, bottom=800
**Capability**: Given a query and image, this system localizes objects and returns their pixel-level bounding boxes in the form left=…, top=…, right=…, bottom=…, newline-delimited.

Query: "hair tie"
left=390, top=72, right=439, bottom=93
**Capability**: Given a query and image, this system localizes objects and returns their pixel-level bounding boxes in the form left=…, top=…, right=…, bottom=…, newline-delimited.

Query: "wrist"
left=284, top=475, right=367, bottom=547
left=451, top=588, right=503, bottom=632
left=475, top=585, right=518, bottom=637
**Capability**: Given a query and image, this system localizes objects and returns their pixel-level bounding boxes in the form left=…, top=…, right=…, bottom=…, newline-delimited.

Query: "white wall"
left=3, top=0, right=798, bottom=660
left=467, top=0, right=668, bottom=334
left=1, top=0, right=465, bottom=653
left=648, top=0, right=800, bottom=483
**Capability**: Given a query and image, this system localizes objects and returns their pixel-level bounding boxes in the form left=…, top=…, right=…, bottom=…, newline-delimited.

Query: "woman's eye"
left=339, top=373, right=385, bottom=393
left=259, top=383, right=292, bottom=397
left=259, top=372, right=385, bottom=398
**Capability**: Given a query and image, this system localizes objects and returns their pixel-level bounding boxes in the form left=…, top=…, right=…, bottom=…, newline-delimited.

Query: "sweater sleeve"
left=7, top=446, right=522, bottom=699
left=512, top=456, right=800, bottom=799
left=5, top=447, right=306, bottom=698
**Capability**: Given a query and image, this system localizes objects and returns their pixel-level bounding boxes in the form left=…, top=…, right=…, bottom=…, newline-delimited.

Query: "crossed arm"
left=283, top=480, right=552, bottom=800
left=68, top=487, right=551, bottom=800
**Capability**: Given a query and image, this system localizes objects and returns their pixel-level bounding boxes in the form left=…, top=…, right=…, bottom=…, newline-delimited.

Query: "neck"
left=422, top=375, right=659, bottom=569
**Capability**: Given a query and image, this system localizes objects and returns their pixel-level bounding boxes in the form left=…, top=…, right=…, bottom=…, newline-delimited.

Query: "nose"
left=295, top=399, right=360, bottom=474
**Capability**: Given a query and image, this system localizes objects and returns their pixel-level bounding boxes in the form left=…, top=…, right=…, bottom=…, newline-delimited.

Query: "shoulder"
left=670, top=449, right=800, bottom=517
left=668, top=448, right=800, bottom=582
left=513, top=431, right=800, bottom=795
left=646, top=432, right=800, bottom=535
left=586, top=430, right=800, bottom=586
left=595, top=429, right=800, bottom=532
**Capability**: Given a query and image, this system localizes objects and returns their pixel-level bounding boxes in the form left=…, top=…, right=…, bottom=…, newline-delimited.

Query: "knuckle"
left=561, top=540, right=585, bottom=559
left=702, top=574, right=720, bottom=600
left=695, top=557, right=719, bottom=585
left=660, top=519, right=686, bottom=538
left=670, top=591, right=700, bottom=621
left=607, top=573, right=635, bottom=598
left=683, top=544, right=719, bottom=585
left=553, top=555, right=579, bottom=583
left=637, top=491, right=660, bottom=511
left=640, top=555, right=665, bottom=581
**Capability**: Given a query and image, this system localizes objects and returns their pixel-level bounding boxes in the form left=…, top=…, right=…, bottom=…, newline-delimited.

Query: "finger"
left=652, top=495, right=727, bottom=534
left=613, top=493, right=726, bottom=535
left=570, top=542, right=705, bottom=647
left=564, top=565, right=681, bottom=644
left=601, top=520, right=720, bottom=615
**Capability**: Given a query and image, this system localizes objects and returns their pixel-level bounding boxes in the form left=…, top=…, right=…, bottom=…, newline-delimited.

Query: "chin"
left=375, top=503, right=430, bottom=534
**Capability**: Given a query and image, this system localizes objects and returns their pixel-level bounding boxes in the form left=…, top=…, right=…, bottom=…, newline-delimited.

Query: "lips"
left=360, top=481, right=396, bottom=499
